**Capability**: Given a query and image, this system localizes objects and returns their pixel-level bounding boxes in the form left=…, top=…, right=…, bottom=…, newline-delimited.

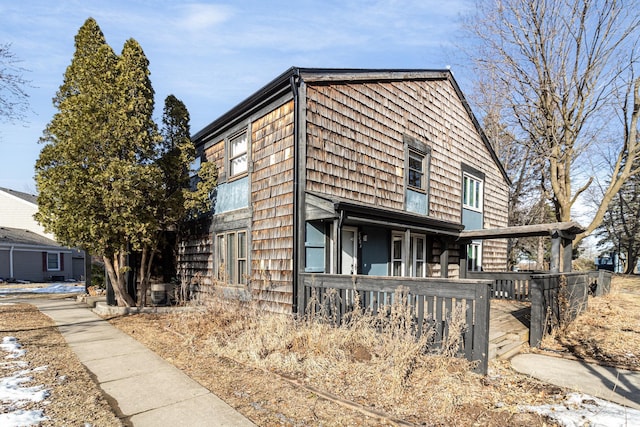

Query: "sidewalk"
left=511, top=353, right=640, bottom=410
left=30, top=298, right=257, bottom=427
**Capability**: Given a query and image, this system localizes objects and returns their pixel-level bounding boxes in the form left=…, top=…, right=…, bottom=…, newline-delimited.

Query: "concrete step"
left=489, top=330, right=529, bottom=360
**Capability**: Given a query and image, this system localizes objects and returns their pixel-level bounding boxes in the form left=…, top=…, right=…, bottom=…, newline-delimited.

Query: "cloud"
left=176, top=3, right=234, bottom=32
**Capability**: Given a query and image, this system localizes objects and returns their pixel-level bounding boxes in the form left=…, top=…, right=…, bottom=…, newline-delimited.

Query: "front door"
left=341, top=227, right=358, bottom=275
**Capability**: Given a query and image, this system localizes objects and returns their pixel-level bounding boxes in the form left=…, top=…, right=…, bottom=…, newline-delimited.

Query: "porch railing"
left=467, top=270, right=612, bottom=302
left=300, top=273, right=492, bottom=375
left=529, top=272, right=594, bottom=347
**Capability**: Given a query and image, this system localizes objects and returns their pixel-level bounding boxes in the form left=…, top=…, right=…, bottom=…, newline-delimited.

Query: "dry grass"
left=541, top=275, right=640, bottom=370
left=110, top=286, right=556, bottom=426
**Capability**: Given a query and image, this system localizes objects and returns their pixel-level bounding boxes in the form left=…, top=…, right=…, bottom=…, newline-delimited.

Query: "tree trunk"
left=137, top=246, right=156, bottom=307
left=103, top=253, right=135, bottom=307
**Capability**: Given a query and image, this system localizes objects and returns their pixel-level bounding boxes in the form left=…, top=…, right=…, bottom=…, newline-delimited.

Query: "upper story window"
left=229, top=131, right=248, bottom=177
left=463, top=172, right=483, bottom=211
left=408, top=150, right=426, bottom=190
left=404, top=135, right=431, bottom=215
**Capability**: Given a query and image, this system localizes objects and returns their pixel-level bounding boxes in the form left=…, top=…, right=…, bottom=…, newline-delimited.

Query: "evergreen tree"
left=36, top=18, right=213, bottom=307
left=36, top=19, right=157, bottom=306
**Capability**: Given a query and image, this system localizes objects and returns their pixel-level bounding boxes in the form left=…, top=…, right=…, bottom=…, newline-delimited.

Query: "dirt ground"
left=1, top=275, right=637, bottom=426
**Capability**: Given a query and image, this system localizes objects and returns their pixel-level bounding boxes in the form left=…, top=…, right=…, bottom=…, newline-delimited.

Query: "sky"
left=0, top=0, right=475, bottom=194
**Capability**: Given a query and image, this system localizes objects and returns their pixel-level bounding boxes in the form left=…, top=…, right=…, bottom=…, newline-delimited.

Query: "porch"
left=300, top=270, right=612, bottom=375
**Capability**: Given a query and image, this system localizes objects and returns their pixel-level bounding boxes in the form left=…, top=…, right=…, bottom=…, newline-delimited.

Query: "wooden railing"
left=468, top=270, right=612, bottom=302
left=529, top=272, right=598, bottom=347
left=300, top=273, right=493, bottom=375
left=467, top=272, right=534, bottom=301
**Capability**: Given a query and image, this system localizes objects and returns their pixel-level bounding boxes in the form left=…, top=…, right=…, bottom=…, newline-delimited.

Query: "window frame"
left=227, top=130, right=249, bottom=180
left=462, top=172, right=483, bottom=212
left=410, top=234, right=427, bottom=278
left=46, top=252, right=60, bottom=271
left=408, top=150, right=427, bottom=191
left=467, top=241, right=483, bottom=272
left=391, top=232, right=405, bottom=277
left=215, top=230, right=248, bottom=285
left=404, top=135, right=431, bottom=194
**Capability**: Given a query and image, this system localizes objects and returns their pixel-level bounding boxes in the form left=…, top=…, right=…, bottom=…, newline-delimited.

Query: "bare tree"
left=463, top=0, right=640, bottom=246
left=0, top=43, right=29, bottom=124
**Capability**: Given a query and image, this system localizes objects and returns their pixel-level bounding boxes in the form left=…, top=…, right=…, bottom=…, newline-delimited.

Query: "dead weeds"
left=109, top=289, right=556, bottom=426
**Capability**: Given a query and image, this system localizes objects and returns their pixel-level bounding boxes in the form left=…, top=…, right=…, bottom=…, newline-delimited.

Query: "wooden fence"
left=300, top=273, right=493, bottom=375
left=529, top=272, right=592, bottom=347
left=468, top=270, right=611, bottom=302
left=467, top=272, right=534, bottom=301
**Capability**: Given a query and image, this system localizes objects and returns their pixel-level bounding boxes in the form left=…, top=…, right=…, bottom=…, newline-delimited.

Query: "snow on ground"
left=523, top=392, right=640, bottom=427
left=0, top=336, right=49, bottom=426
left=0, top=283, right=84, bottom=294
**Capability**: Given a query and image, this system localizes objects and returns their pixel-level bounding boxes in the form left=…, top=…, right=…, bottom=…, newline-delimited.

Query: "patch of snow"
left=0, top=283, right=84, bottom=294
left=1, top=337, right=26, bottom=359
left=523, top=392, right=640, bottom=427
left=0, top=336, right=50, bottom=426
left=0, top=410, right=48, bottom=427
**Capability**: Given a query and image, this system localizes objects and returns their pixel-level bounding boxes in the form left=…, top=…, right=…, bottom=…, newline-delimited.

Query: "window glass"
left=229, top=133, right=248, bottom=176
left=47, top=253, right=59, bottom=271
left=463, top=173, right=483, bottom=211
left=237, top=231, right=247, bottom=284
left=391, top=235, right=403, bottom=276
left=408, top=151, right=424, bottom=189
left=217, top=230, right=249, bottom=285
left=467, top=242, right=482, bottom=272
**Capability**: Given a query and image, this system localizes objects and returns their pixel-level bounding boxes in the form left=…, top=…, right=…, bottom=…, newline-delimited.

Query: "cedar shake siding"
left=250, top=101, right=295, bottom=312
left=304, top=79, right=508, bottom=273
left=186, top=68, right=510, bottom=313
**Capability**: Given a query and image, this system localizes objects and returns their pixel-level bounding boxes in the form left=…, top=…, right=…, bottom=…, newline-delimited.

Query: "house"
left=0, top=187, right=85, bottom=282
left=179, top=68, right=510, bottom=313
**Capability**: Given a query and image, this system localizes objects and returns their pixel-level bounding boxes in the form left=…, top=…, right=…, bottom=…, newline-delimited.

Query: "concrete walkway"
left=511, top=353, right=640, bottom=410
left=29, top=298, right=256, bottom=427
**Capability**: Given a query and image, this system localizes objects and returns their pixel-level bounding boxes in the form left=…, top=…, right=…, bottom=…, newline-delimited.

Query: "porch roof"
left=335, top=200, right=464, bottom=237
left=458, top=221, right=585, bottom=240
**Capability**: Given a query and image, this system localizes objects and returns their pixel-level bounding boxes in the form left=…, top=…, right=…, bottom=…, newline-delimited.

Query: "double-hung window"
left=463, top=173, right=483, bottom=211
left=408, top=150, right=426, bottom=191
left=404, top=135, right=431, bottom=215
left=216, top=230, right=248, bottom=285
left=229, top=132, right=248, bottom=177
left=47, top=253, right=60, bottom=271
left=467, top=241, right=482, bottom=272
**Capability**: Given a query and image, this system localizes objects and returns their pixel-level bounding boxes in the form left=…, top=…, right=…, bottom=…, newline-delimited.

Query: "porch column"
left=459, top=240, right=468, bottom=278
left=404, top=229, right=411, bottom=277
left=333, top=218, right=340, bottom=274
left=550, top=231, right=561, bottom=273
left=440, top=240, right=449, bottom=278
left=561, top=237, right=573, bottom=272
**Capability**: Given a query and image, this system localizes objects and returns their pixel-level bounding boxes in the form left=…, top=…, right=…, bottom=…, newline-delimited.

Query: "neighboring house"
left=0, top=187, right=84, bottom=282
left=179, top=68, right=510, bottom=313
left=0, top=187, right=53, bottom=239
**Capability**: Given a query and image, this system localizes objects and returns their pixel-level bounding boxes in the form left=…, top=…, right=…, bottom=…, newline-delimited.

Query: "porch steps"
left=489, top=300, right=530, bottom=360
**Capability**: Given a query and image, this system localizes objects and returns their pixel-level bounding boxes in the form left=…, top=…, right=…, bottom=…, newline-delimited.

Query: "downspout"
left=290, top=71, right=301, bottom=314
left=9, top=245, right=14, bottom=278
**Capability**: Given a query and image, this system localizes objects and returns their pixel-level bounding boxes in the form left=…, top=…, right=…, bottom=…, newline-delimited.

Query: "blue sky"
left=0, top=0, right=474, bottom=193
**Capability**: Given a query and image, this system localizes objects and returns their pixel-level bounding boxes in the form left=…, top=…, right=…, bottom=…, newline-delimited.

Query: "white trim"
left=463, top=172, right=483, bottom=212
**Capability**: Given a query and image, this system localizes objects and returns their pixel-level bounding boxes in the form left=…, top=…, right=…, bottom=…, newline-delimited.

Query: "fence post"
left=530, top=275, right=545, bottom=348
left=472, top=281, right=491, bottom=375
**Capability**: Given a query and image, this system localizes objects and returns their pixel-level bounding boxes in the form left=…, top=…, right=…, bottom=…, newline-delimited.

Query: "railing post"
left=472, top=281, right=491, bottom=375
left=529, top=275, right=545, bottom=348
